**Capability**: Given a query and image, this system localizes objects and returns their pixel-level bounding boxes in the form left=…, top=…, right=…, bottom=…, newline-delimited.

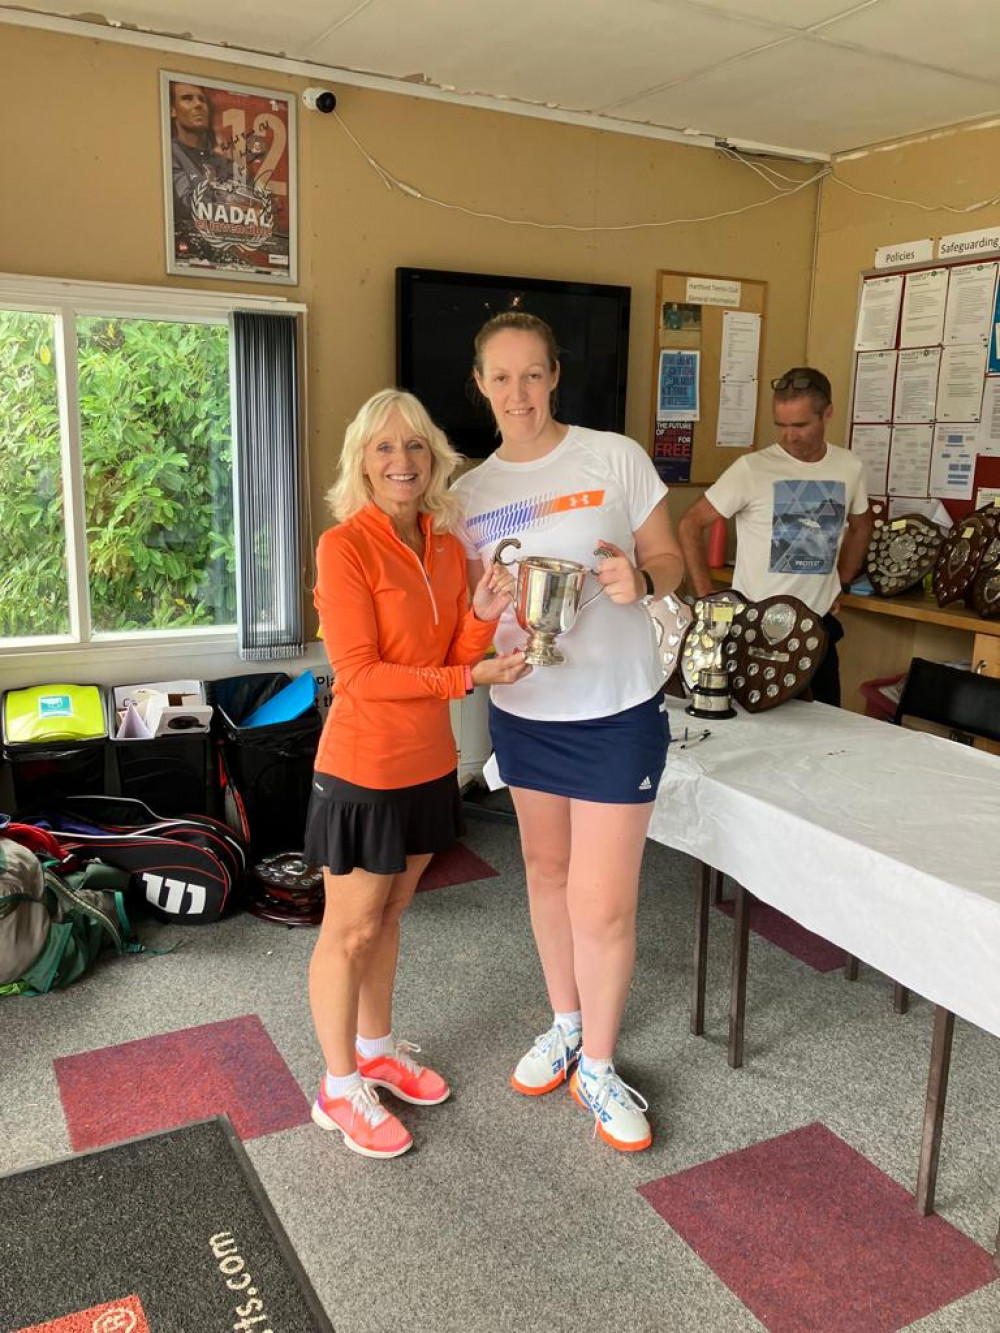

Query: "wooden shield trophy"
left=933, top=508, right=1000, bottom=606
left=867, top=514, right=943, bottom=596
left=722, top=595, right=829, bottom=711
left=969, top=528, right=1000, bottom=619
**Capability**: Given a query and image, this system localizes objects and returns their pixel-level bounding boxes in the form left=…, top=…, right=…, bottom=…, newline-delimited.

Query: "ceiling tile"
left=27, top=0, right=359, bottom=53
left=678, top=0, right=872, bottom=30
left=817, top=0, right=1000, bottom=81
left=304, top=0, right=780, bottom=112
left=612, top=38, right=1000, bottom=153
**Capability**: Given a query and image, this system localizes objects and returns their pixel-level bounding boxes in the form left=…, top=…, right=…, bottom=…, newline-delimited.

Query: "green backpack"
left=0, top=836, right=141, bottom=997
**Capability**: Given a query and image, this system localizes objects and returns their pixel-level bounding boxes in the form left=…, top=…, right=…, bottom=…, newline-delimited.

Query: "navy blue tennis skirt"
left=489, top=691, right=670, bottom=804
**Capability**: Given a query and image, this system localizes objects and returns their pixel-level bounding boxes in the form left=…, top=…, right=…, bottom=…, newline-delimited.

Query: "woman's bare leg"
left=509, top=787, right=577, bottom=1012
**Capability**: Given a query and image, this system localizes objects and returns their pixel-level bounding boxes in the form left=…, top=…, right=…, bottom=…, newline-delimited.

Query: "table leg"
left=844, top=954, right=858, bottom=981
left=916, top=1005, right=955, bottom=1216
left=893, top=982, right=910, bottom=1015
left=691, top=861, right=710, bottom=1037
left=711, top=867, right=725, bottom=904
left=728, top=882, right=750, bottom=1070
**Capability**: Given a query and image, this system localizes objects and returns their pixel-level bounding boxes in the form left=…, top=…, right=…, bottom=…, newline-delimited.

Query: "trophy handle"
left=492, top=537, right=522, bottom=568
left=577, top=585, right=606, bottom=612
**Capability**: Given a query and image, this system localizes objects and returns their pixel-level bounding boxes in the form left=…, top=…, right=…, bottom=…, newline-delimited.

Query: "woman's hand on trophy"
left=472, top=560, right=516, bottom=621
left=594, top=540, right=643, bottom=604
left=471, top=650, right=532, bottom=687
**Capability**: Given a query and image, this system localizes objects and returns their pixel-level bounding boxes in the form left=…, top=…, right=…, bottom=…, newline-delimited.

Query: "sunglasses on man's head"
left=771, top=372, right=825, bottom=392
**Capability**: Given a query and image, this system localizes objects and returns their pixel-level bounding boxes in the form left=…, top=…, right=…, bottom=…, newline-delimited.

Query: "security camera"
left=302, top=87, right=337, bottom=114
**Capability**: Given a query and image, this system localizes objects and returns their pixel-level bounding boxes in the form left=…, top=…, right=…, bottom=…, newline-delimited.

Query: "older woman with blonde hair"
left=305, top=388, right=529, bottom=1159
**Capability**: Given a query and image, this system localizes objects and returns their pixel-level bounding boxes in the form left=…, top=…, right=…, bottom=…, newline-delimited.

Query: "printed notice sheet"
left=899, top=268, right=948, bottom=348
left=887, top=424, right=933, bottom=497
left=657, top=349, right=700, bottom=422
left=977, top=378, right=1000, bottom=457
left=894, top=347, right=940, bottom=422
left=720, top=310, right=761, bottom=383
left=852, top=350, right=896, bottom=422
left=942, top=262, right=997, bottom=345
left=887, top=496, right=952, bottom=527
left=930, top=424, right=977, bottom=500
left=716, top=379, right=756, bottom=448
left=850, top=424, right=891, bottom=497
left=936, top=343, right=987, bottom=421
left=855, top=274, right=903, bottom=351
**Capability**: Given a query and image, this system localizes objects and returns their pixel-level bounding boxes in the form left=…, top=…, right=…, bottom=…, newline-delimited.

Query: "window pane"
left=0, top=310, right=70, bottom=638
left=77, top=317, right=235, bottom=633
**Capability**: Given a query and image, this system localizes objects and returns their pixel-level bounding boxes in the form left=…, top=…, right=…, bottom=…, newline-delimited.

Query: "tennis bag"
left=15, top=795, right=247, bottom=924
left=0, top=830, right=140, bottom=996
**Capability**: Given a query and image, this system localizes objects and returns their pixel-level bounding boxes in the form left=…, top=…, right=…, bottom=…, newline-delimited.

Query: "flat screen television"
left=396, top=267, right=631, bottom=459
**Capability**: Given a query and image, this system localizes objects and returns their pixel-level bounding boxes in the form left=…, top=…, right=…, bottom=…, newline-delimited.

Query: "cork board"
left=649, top=270, right=768, bottom=486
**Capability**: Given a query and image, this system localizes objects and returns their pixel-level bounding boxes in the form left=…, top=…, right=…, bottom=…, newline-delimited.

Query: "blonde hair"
left=326, top=388, right=463, bottom=531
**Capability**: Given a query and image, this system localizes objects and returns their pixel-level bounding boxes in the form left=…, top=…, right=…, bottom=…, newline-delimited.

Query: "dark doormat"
left=0, top=1116, right=335, bottom=1333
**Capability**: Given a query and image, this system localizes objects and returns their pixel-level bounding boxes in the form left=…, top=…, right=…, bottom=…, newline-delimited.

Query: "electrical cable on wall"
left=331, top=108, right=1000, bottom=231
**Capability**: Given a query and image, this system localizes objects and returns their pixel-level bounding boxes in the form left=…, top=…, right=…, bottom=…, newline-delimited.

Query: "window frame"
left=0, top=273, right=306, bottom=669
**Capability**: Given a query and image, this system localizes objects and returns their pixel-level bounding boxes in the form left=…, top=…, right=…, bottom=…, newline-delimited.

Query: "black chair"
left=882, top=657, right=1000, bottom=1015
left=893, top=657, right=1000, bottom=745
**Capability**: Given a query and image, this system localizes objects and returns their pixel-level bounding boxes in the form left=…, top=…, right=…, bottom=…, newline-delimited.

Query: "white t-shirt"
left=705, top=443, right=868, bottom=617
left=452, top=426, right=667, bottom=721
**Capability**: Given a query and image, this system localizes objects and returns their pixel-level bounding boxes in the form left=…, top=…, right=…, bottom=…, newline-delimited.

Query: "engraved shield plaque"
left=867, top=514, right=944, bottom=596
left=933, top=509, right=1000, bottom=606
left=723, top=595, right=829, bottom=712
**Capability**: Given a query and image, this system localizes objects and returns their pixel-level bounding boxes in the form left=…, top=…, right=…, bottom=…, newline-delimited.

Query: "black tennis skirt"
left=303, top=769, right=465, bottom=876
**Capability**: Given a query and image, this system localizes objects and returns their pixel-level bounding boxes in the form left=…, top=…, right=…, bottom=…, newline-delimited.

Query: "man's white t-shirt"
left=452, top=426, right=667, bottom=722
left=705, top=443, right=868, bottom=617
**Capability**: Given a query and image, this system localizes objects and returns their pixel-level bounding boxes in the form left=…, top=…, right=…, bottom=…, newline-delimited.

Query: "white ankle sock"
left=356, top=1033, right=395, bottom=1059
left=324, top=1069, right=363, bottom=1100
left=553, top=1010, right=582, bottom=1036
left=580, top=1055, right=613, bottom=1079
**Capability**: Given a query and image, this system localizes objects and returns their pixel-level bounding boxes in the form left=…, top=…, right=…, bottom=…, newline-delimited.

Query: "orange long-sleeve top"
left=314, top=502, right=498, bottom=789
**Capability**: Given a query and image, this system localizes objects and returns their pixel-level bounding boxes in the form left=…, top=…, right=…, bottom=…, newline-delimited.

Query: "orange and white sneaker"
left=511, top=1023, right=582, bottom=1096
left=356, top=1039, right=450, bottom=1106
left=569, top=1065, right=652, bottom=1152
left=312, top=1079, right=413, bottom=1158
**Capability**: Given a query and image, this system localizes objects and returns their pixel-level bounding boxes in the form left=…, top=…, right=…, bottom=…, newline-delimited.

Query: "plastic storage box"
left=1, top=683, right=108, bottom=809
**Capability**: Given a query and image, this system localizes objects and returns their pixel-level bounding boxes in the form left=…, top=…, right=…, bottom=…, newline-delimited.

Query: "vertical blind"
left=230, top=311, right=305, bottom=660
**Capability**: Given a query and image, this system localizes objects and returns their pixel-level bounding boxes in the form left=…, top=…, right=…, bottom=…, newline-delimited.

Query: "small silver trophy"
left=684, top=598, right=736, bottom=719
left=493, top=537, right=603, bottom=666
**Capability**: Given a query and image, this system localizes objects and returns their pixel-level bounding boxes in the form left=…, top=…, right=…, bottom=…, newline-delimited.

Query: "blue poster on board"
left=989, top=280, right=1000, bottom=375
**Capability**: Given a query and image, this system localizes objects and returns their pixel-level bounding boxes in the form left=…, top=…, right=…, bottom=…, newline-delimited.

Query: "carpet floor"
left=0, top=1117, right=333, bottom=1332
left=0, top=820, right=997, bottom=1333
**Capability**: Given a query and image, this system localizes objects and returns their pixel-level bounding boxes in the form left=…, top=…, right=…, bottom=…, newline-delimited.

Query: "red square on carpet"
left=716, top=897, right=847, bottom=972
left=54, top=1015, right=311, bottom=1151
left=639, top=1122, right=997, bottom=1333
left=416, top=842, right=498, bottom=893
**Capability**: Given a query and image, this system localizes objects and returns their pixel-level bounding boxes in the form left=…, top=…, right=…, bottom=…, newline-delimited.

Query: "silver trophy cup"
left=686, top=598, right=736, bottom=719
left=493, top=537, right=603, bottom=666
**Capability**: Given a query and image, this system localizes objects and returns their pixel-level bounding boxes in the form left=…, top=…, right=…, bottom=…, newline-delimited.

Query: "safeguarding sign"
left=161, top=72, right=297, bottom=284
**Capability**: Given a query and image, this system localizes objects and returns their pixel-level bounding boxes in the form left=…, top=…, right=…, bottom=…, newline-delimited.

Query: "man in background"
left=678, top=367, right=872, bottom=707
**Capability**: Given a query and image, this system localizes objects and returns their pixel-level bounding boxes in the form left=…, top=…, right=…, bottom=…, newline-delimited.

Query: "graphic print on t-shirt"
left=463, top=489, right=605, bottom=551
left=769, top=480, right=846, bottom=576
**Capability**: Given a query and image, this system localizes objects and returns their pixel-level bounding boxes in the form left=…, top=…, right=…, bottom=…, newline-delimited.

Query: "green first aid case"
left=2, top=684, right=107, bottom=745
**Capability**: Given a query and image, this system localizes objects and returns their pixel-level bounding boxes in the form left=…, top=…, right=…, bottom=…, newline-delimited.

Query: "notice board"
left=649, top=269, right=767, bottom=487
left=847, top=249, right=1000, bottom=523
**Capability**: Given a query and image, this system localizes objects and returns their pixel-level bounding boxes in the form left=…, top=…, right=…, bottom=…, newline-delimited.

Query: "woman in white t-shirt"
left=453, top=311, right=684, bottom=1152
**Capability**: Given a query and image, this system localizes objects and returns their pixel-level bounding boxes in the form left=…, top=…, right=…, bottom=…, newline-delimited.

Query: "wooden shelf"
left=839, top=589, right=1000, bottom=638
left=708, top=567, right=1000, bottom=640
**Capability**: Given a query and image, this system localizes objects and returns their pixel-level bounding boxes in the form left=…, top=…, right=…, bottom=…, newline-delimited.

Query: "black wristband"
left=639, top=568, right=655, bottom=599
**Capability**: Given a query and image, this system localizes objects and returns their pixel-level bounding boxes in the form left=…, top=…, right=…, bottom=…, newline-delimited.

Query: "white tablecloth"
left=649, top=698, right=1000, bottom=1039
